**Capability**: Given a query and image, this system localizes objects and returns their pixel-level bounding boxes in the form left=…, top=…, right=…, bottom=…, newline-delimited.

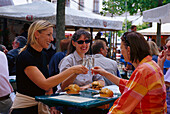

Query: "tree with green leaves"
left=101, top=0, right=170, bottom=16
left=101, top=0, right=170, bottom=47
left=117, top=20, right=149, bottom=37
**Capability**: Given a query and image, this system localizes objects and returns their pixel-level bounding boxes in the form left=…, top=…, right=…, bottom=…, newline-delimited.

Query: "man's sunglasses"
left=75, top=40, right=91, bottom=44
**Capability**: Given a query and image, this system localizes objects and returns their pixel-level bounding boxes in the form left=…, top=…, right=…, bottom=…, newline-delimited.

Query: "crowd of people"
left=0, top=20, right=169, bottom=114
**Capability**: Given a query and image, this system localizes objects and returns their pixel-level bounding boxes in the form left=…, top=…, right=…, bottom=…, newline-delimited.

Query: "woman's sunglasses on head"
left=123, top=32, right=130, bottom=46
left=75, top=40, right=91, bottom=44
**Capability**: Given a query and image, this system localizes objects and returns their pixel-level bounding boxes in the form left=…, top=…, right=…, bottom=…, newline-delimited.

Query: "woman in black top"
left=11, top=20, right=88, bottom=114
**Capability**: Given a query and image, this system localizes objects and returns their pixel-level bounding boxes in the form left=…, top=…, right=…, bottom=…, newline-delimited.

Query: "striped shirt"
left=108, top=56, right=167, bottom=114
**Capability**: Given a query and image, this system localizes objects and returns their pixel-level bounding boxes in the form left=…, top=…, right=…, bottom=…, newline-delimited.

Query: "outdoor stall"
left=0, top=1, right=123, bottom=31
left=0, top=1, right=122, bottom=55
left=143, top=3, right=170, bottom=24
left=138, top=23, right=170, bottom=46
left=143, top=3, right=170, bottom=47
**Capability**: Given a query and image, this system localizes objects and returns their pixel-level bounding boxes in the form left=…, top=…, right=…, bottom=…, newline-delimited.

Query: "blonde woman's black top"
left=16, top=45, right=49, bottom=97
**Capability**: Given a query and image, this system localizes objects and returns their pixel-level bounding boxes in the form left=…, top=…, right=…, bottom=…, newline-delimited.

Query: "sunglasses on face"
left=163, top=45, right=170, bottom=50
left=75, top=40, right=91, bottom=44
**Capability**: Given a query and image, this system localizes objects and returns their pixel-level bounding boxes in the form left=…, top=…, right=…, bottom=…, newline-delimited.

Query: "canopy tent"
left=0, top=1, right=122, bottom=31
left=138, top=23, right=170, bottom=46
left=0, top=0, right=14, bottom=7
left=138, top=23, right=170, bottom=35
left=143, top=3, right=170, bottom=24
left=142, top=3, right=170, bottom=47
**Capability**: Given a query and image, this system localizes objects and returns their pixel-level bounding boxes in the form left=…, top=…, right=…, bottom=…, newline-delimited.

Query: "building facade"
left=51, top=0, right=102, bottom=14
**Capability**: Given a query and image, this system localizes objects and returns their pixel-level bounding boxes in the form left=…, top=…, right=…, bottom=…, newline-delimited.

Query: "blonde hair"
left=20, top=20, right=54, bottom=53
left=148, top=41, right=159, bottom=56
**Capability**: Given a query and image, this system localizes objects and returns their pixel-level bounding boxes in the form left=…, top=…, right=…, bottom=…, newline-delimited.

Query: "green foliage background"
left=117, top=20, right=150, bottom=37
left=100, top=0, right=170, bottom=36
left=101, top=0, right=170, bottom=16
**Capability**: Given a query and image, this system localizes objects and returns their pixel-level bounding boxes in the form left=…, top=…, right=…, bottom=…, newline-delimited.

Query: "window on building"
left=51, top=0, right=56, bottom=4
left=65, top=0, right=70, bottom=7
left=79, top=0, right=84, bottom=11
left=93, top=0, right=99, bottom=13
left=51, top=0, right=70, bottom=7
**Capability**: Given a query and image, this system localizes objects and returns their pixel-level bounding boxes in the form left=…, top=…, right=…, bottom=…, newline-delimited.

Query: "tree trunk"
left=156, top=0, right=163, bottom=48
left=56, top=0, right=65, bottom=52
left=2, top=19, right=8, bottom=48
left=156, top=23, right=161, bottom=47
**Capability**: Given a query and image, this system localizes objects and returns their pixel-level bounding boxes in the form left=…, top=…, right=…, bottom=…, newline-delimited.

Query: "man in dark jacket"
left=6, top=36, right=27, bottom=75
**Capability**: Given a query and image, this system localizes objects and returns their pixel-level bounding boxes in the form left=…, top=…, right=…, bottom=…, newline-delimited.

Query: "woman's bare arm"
left=60, top=73, right=77, bottom=91
left=92, top=66, right=120, bottom=86
left=24, top=65, right=88, bottom=91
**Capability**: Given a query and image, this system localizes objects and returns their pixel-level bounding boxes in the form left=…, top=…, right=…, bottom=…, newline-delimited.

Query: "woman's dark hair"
left=60, top=38, right=71, bottom=52
left=121, top=32, right=150, bottom=63
left=67, top=29, right=91, bottom=55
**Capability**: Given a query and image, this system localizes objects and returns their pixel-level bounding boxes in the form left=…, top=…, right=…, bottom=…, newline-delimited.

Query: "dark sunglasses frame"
left=123, top=32, right=130, bottom=46
left=163, top=45, right=170, bottom=50
left=74, top=40, right=91, bottom=44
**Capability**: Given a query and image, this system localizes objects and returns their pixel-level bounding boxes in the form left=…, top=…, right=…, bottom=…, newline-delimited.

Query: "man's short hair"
left=15, top=36, right=27, bottom=48
left=131, top=25, right=137, bottom=30
left=92, top=40, right=105, bottom=54
left=0, top=44, right=6, bottom=52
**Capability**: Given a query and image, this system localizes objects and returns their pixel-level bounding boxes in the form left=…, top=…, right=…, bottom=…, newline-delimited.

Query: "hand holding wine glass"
left=82, top=55, right=95, bottom=75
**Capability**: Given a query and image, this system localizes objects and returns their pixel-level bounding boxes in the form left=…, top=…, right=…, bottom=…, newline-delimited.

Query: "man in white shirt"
left=92, top=40, right=120, bottom=86
left=0, top=51, right=13, bottom=114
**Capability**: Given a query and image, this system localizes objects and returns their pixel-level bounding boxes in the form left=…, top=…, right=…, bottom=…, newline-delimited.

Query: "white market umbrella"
left=143, top=3, right=170, bottom=47
left=0, top=1, right=123, bottom=31
left=143, top=3, right=170, bottom=24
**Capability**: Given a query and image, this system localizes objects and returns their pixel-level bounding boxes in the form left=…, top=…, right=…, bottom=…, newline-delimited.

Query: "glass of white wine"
left=82, top=55, right=87, bottom=67
left=88, top=55, right=94, bottom=69
left=82, top=55, right=95, bottom=75
left=87, top=55, right=95, bottom=75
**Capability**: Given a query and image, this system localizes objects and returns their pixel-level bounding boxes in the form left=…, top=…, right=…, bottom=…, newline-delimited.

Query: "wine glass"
left=127, top=70, right=133, bottom=79
left=82, top=55, right=87, bottom=67
left=82, top=55, right=95, bottom=75
left=87, top=55, right=95, bottom=75
left=88, top=55, right=95, bottom=69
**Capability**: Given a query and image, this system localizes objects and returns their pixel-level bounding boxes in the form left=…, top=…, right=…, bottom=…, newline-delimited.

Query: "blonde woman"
left=10, top=20, right=88, bottom=114
left=148, top=41, right=160, bottom=63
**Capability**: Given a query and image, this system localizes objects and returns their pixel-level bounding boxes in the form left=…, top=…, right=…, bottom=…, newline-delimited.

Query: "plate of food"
left=90, top=81, right=104, bottom=90
left=64, top=84, right=80, bottom=95
left=93, top=88, right=118, bottom=98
